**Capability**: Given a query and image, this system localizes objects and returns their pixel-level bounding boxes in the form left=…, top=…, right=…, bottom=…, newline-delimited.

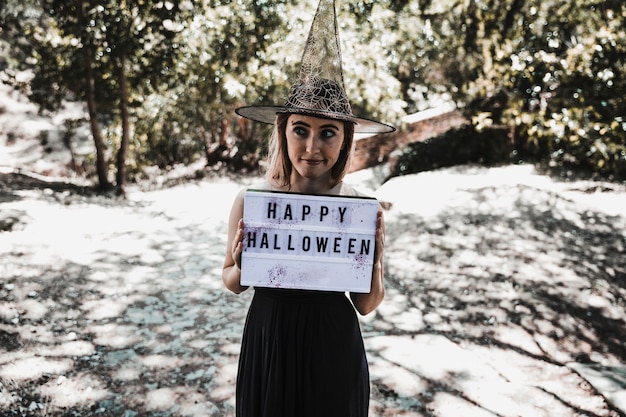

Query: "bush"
left=515, top=113, right=626, bottom=182
left=390, top=125, right=515, bottom=178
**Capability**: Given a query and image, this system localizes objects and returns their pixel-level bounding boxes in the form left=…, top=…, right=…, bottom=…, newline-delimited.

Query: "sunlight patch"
left=146, top=387, right=177, bottom=411
left=367, top=335, right=484, bottom=381
left=430, top=392, right=496, bottom=417
left=111, top=366, right=141, bottom=382
left=142, top=386, right=220, bottom=414
left=15, top=299, right=49, bottom=321
left=369, top=355, right=427, bottom=397
left=81, top=298, right=128, bottom=321
left=44, top=340, right=95, bottom=358
left=38, top=373, right=109, bottom=409
left=142, top=354, right=181, bottom=370
left=88, top=323, right=142, bottom=348
left=0, top=357, right=72, bottom=381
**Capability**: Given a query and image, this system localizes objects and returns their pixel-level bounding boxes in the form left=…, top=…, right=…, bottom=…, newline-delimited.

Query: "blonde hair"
left=264, top=113, right=355, bottom=189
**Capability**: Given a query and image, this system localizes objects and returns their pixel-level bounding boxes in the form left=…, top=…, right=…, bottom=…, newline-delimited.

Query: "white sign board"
left=241, top=190, right=378, bottom=293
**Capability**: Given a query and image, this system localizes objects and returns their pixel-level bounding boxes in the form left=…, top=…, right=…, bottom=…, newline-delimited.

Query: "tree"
left=3, top=0, right=624, bottom=182
left=2, top=0, right=194, bottom=193
left=132, top=0, right=296, bottom=172
left=134, top=0, right=408, bottom=173
left=378, top=0, right=625, bottom=178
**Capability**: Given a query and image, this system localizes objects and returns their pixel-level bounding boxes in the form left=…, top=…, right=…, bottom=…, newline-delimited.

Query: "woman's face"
left=285, top=114, right=345, bottom=181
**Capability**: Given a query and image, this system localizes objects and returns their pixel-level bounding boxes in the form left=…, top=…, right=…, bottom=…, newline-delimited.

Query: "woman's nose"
left=306, top=135, right=320, bottom=153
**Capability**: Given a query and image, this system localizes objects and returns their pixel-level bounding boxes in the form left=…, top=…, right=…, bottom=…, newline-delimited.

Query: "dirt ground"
left=1, top=163, right=625, bottom=417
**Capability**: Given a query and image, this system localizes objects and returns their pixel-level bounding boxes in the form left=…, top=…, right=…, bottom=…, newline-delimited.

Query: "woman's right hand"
left=222, top=189, right=249, bottom=294
left=232, top=218, right=245, bottom=269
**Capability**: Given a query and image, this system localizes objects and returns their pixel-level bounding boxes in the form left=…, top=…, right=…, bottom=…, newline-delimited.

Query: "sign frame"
left=241, top=189, right=378, bottom=293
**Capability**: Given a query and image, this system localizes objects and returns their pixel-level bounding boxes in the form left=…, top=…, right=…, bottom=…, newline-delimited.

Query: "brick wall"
left=349, top=110, right=468, bottom=173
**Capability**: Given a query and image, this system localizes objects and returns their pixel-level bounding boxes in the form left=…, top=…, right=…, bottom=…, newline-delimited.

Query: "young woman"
left=222, top=2, right=395, bottom=415
left=222, top=110, right=386, bottom=417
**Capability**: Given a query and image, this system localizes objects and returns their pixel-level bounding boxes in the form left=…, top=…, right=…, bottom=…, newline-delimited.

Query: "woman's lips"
left=303, top=159, right=323, bottom=165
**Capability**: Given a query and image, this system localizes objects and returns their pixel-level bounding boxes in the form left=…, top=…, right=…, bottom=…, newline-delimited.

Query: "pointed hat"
left=235, top=0, right=395, bottom=134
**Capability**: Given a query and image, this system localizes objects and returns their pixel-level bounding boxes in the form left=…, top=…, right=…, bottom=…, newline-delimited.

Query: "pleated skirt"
left=236, top=288, right=369, bottom=417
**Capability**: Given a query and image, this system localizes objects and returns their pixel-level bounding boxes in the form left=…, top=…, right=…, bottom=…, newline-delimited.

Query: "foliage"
left=1, top=0, right=196, bottom=188
left=411, top=0, right=625, bottom=180
left=349, top=0, right=624, bottom=181
left=1, top=0, right=625, bottom=183
left=391, top=125, right=515, bottom=177
left=2, top=1, right=188, bottom=108
left=131, top=0, right=295, bottom=174
left=498, top=0, right=625, bottom=180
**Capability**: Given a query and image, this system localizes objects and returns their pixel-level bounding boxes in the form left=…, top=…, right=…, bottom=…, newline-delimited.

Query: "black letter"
left=360, top=239, right=371, bottom=255
left=338, top=206, right=347, bottom=223
left=316, top=237, right=329, bottom=252
left=267, top=202, right=277, bottom=219
left=348, top=238, right=356, bottom=254
left=287, top=234, right=295, bottom=250
left=260, top=233, right=269, bottom=249
left=302, top=205, right=311, bottom=220
left=284, top=203, right=293, bottom=220
left=319, top=205, right=329, bottom=222
left=247, top=231, right=257, bottom=248
left=333, top=237, right=342, bottom=253
left=302, top=236, right=311, bottom=251
left=273, top=234, right=281, bottom=250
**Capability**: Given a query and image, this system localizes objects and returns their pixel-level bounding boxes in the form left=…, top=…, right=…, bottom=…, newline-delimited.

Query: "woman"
left=222, top=113, right=386, bottom=417
left=222, top=2, right=395, bottom=415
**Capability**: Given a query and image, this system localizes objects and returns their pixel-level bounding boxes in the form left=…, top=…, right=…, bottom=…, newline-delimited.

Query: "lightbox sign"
left=241, top=190, right=378, bottom=293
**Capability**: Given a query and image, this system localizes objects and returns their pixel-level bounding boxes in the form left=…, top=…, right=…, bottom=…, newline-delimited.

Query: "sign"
left=241, top=190, right=378, bottom=293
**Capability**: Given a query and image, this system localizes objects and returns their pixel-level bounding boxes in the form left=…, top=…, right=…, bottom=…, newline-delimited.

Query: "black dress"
left=236, top=287, right=370, bottom=417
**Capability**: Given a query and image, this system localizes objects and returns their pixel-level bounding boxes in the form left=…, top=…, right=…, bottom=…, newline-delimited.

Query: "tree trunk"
left=77, top=0, right=111, bottom=191
left=115, top=53, right=130, bottom=197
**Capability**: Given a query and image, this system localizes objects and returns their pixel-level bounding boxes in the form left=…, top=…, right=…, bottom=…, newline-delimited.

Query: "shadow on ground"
left=1, top=172, right=625, bottom=416
left=368, top=182, right=626, bottom=416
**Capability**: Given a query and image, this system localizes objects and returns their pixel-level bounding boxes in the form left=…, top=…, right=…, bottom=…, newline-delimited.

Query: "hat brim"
left=235, top=105, right=395, bottom=134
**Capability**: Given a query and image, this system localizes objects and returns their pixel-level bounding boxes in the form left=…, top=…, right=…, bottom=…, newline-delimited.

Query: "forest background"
left=1, top=2, right=626, bottom=416
left=0, top=0, right=624, bottom=194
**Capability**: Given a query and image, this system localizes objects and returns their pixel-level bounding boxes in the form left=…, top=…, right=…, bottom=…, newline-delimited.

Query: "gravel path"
left=1, top=164, right=625, bottom=417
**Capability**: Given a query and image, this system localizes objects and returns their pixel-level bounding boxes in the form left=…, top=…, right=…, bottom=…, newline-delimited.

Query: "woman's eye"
left=321, top=129, right=336, bottom=139
left=293, top=127, right=308, bottom=136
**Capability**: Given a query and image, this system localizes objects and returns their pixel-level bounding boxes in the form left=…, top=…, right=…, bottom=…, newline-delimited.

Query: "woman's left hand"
left=374, top=210, right=385, bottom=266
left=351, top=208, right=385, bottom=315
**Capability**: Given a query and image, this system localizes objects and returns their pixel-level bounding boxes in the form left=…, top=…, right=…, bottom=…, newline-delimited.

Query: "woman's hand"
left=231, top=219, right=245, bottom=269
left=351, top=208, right=385, bottom=315
left=373, top=210, right=385, bottom=267
left=222, top=190, right=249, bottom=294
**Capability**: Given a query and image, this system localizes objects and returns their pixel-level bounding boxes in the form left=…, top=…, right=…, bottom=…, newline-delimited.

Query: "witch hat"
left=235, top=0, right=395, bottom=134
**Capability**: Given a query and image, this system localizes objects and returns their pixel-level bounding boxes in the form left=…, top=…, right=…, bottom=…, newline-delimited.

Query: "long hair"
left=264, top=113, right=355, bottom=189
